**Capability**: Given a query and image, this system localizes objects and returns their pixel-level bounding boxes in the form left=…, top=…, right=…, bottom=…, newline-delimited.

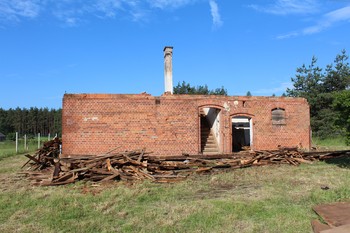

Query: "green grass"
left=0, top=139, right=46, bottom=160
left=312, top=136, right=350, bottom=150
left=1, top=154, right=350, bottom=232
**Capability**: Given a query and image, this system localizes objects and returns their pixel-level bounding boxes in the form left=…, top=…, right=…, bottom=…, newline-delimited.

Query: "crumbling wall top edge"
left=62, top=93, right=308, bottom=103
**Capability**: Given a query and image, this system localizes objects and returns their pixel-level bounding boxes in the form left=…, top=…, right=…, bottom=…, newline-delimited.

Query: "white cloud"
left=148, top=0, right=197, bottom=9
left=94, top=0, right=123, bottom=18
left=303, top=6, right=350, bottom=35
left=276, top=31, right=299, bottom=40
left=278, top=5, right=350, bottom=39
left=209, top=0, right=222, bottom=28
left=0, top=0, right=41, bottom=21
left=249, top=0, right=319, bottom=15
left=64, top=17, right=78, bottom=27
left=50, top=0, right=137, bottom=26
left=254, top=82, right=292, bottom=95
left=0, top=0, right=216, bottom=27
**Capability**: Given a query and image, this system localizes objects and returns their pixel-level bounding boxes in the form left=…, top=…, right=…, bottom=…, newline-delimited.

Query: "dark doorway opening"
left=232, top=116, right=252, bottom=152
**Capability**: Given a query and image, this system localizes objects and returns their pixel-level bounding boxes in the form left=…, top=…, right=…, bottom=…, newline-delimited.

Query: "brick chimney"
left=164, top=46, right=173, bottom=94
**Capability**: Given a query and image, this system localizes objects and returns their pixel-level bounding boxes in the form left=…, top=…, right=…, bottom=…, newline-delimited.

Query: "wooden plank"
left=53, top=162, right=61, bottom=178
left=285, top=158, right=298, bottom=166
left=53, top=172, right=74, bottom=183
left=294, top=157, right=313, bottom=164
left=137, top=149, right=145, bottom=163
left=101, top=173, right=120, bottom=182
left=21, top=157, right=32, bottom=169
left=195, top=167, right=212, bottom=172
left=90, top=168, right=114, bottom=175
left=148, top=153, right=246, bottom=161
left=136, top=169, right=155, bottom=180
left=106, top=158, right=111, bottom=171
left=24, top=154, right=41, bottom=165
left=69, top=163, right=97, bottom=172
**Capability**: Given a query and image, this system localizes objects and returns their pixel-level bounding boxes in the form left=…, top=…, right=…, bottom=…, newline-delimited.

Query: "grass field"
left=312, top=136, right=350, bottom=151
left=0, top=137, right=50, bottom=160
left=1, top=153, right=350, bottom=233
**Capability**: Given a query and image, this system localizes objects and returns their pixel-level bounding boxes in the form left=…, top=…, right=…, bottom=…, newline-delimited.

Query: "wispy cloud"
left=254, top=82, right=292, bottom=95
left=0, top=0, right=41, bottom=21
left=148, top=0, right=197, bottom=9
left=0, top=0, right=206, bottom=26
left=249, top=0, right=320, bottom=15
left=276, top=32, right=299, bottom=40
left=277, top=5, right=350, bottom=39
left=94, top=0, right=123, bottom=18
left=50, top=0, right=126, bottom=26
left=209, top=0, right=222, bottom=28
left=303, top=6, right=350, bottom=35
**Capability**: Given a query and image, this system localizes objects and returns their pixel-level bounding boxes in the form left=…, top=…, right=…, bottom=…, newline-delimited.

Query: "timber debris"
left=21, top=137, right=61, bottom=170
left=20, top=139, right=350, bottom=186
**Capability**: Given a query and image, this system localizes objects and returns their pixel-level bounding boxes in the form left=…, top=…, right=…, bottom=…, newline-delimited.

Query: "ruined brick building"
left=62, top=47, right=311, bottom=157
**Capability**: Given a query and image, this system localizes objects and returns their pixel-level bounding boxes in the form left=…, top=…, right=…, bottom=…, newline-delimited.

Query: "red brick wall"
left=62, top=94, right=310, bottom=157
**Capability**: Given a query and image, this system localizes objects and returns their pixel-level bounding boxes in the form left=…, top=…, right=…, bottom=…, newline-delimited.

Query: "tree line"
left=0, top=107, right=62, bottom=140
left=286, top=49, right=350, bottom=143
left=173, top=81, right=228, bottom=95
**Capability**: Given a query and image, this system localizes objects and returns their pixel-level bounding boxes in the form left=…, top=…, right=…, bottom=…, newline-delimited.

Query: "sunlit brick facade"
left=62, top=93, right=310, bottom=157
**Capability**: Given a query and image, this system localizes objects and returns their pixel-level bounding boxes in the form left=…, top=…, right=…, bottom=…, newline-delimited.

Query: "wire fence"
left=0, top=132, right=59, bottom=159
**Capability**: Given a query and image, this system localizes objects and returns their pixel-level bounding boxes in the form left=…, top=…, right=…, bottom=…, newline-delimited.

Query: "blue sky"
left=1, top=0, right=350, bottom=109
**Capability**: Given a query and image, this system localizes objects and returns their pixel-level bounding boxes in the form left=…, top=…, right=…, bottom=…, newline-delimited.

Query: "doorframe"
left=230, top=113, right=254, bottom=152
left=198, top=105, right=224, bottom=154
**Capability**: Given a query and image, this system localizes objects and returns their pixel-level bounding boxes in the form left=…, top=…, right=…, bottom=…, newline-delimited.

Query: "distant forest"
left=0, top=108, right=62, bottom=139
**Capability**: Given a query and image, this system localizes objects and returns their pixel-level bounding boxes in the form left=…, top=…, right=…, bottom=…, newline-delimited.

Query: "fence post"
left=38, top=133, right=40, bottom=149
left=24, top=134, right=27, bottom=151
left=15, top=132, right=18, bottom=153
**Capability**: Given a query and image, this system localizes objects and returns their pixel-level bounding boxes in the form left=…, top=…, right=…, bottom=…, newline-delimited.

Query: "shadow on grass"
left=324, top=155, right=350, bottom=169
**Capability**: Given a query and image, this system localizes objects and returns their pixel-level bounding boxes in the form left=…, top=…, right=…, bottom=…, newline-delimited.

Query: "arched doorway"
left=200, top=107, right=221, bottom=154
left=232, top=116, right=253, bottom=152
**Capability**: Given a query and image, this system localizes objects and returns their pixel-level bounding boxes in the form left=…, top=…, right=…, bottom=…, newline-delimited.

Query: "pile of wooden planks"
left=20, top=140, right=350, bottom=186
left=146, top=149, right=316, bottom=182
left=21, top=137, right=61, bottom=170
left=21, top=146, right=152, bottom=186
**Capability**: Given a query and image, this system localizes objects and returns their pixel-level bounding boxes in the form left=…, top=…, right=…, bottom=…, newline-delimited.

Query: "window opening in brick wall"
left=272, top=108, right=286, bottom=125
left=155, top=98, right=161, bottom=105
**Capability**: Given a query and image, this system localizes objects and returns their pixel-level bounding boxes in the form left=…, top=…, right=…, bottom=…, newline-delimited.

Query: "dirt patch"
left=0, top=173, right=30, bottom=193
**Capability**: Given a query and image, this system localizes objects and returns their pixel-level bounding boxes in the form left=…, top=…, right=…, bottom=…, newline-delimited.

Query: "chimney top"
left=163, top=46, right=173, bottom=51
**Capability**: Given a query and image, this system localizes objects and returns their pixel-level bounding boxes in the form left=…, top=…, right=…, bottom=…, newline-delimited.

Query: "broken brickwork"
left=62, top=93, right=310, bottom=157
